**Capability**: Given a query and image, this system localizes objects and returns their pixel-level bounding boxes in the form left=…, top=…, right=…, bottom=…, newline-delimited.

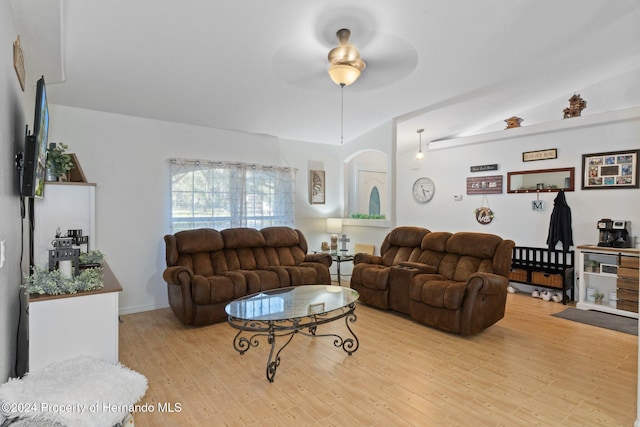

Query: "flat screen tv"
left=21, top=76, right=49, bottom=198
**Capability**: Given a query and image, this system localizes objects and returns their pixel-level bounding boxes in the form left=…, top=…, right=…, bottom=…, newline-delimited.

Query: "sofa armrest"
left=163, top=265, right=194, bottom=286
left=468, top=272, right=509, bottom=295
left=459, top=272, right=509, bottom=335
left=398, top=261, right=437, bottom=273
left=162, top=266, right=198, bottom=325
left=354, top=253, right=383, bottom=265
left=304, top=252, right=332, bottom=267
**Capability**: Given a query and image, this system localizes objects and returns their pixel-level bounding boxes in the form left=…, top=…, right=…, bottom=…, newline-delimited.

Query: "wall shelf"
left=430, top=106, right=640, bottom=151
left=342, top=218, right=391, bottom=228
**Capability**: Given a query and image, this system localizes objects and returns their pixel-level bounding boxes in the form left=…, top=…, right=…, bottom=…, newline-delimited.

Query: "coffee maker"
left=597, top=219, right=632, bottom=248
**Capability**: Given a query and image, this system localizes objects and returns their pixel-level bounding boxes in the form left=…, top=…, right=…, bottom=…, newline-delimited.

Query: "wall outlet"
left=453, top=194, right=463, bottom=201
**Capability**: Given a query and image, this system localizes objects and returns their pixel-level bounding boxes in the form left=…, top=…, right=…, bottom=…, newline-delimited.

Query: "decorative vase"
left=45, top=166, right=57, bottom=182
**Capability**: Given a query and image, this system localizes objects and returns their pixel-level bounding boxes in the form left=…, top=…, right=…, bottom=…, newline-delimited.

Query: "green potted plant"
left=593, top=291, right=605, bottom=304
left=46, top=142, right=74, bottom=181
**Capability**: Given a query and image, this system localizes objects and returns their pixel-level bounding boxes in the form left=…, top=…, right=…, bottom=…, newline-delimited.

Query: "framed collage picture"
left=466, top=175, right=503, bottom=195
left=581, top=149, right=639, bottom=190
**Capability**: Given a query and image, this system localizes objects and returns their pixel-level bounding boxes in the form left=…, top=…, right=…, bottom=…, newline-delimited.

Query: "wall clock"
left=412, top=177, right=435, bottom=203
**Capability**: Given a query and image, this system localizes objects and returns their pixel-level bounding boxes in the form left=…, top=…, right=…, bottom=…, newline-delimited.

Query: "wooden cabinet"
left=576, top=245, right=640, bottom=318
left=617, top=255, right=639, bottom=312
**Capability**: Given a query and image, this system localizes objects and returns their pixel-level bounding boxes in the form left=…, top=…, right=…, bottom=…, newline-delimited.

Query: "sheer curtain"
left=169, top=158, right=296, bottom=233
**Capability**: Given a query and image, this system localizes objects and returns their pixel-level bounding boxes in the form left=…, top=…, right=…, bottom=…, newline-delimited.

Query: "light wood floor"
left=119, top=292, right=638, bottom=426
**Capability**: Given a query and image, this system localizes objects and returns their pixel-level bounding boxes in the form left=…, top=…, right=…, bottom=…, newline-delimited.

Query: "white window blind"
left=169, top=158, right=296, bottom=233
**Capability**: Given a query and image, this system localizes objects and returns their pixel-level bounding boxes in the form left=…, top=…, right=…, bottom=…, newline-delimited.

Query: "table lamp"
left=326, top=218, right=343, bottom=253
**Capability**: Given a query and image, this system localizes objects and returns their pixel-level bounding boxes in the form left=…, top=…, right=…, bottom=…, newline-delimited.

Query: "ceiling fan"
left=271, top=26, right=417, bottom=92
left=327, top=29, right=366, bottom=87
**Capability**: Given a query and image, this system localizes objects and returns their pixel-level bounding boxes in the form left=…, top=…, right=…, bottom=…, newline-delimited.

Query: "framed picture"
left=309, top=170, right=325, bottom=204
left=581, top=149, right=639, bottom=190
left=523, top=148, right=557, bottom=162
left=466, top=175, right=503, bottom=195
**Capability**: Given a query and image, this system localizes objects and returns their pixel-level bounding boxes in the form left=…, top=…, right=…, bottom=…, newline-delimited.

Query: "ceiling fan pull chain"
left=340, top=83, right=345, bottom=145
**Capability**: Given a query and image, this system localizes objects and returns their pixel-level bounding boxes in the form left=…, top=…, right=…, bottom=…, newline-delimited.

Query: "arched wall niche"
left=344, top=149, right=388, bottom=219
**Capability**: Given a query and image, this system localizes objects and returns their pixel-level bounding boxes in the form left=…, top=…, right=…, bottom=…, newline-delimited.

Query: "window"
left=169, top=159, right=296, bottom=233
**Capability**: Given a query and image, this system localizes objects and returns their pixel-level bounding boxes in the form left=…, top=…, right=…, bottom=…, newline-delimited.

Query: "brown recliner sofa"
left=163, top=226, right=332, bottom=326
left=351, top=227, right=515, bottom=335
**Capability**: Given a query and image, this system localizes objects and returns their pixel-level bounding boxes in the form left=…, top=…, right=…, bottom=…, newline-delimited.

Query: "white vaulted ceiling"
left=11, top=0, right=640, bottom=152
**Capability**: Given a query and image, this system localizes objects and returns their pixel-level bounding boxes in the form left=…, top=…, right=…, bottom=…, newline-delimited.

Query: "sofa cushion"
left=410, top=278, right=467, bottom=310
left=417, top=232, right=451, bottom=267
left=166, top=229, right=229, bottom=276
left=223, top=247, right=266, bottom=270
left=224, top=269, right=283, bottom=295
left=261, top=227, right=309, bottom=266
left=174, top=228, right=225, bottom=253
left=359, top=266, right=390, bottom=290
left=442, top=232, right=504, bottom=281
left=445, top=232, right=502, bottom=259
left=282, top=266, right=324, bottom=285
left=221, top=228, right=266, bottom=249
left=166, top=229, right=228, bottom=276
left=261, top=226, right=299, bottom=247
left=379, top=227, right=430, bottom=266
left=192, top=274, right=240, bottom=305
left=264, top=246, right=306, bottom=266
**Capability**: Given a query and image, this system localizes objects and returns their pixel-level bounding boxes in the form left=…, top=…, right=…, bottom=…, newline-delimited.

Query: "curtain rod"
left=169, top=158, right=298, bottom=173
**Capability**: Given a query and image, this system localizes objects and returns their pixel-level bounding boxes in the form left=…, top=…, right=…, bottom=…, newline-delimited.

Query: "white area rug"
left=0, top=356, right=147, bottom=427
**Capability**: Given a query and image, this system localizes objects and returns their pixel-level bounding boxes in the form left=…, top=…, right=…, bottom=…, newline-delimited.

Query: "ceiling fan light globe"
left=328, top=64, right=361, bottom=86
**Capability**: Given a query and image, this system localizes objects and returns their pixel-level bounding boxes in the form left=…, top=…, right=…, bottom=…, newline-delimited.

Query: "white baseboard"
left=119, top=302, right=169, bottom=316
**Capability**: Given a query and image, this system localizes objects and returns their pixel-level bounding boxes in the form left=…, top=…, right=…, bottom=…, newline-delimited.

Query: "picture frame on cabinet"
left=581, top=149, right=639, bottom=190
left=309, top=169, right=325, bottom=204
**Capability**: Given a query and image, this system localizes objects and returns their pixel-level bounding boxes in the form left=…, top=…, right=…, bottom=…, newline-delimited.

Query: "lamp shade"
left=326, top=218, right=343, bottom=234
left=328, top=64, right=361, bottom=86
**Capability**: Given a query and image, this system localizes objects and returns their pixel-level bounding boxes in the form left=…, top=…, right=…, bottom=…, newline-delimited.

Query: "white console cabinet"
left=28, top=181, right=122, bottom=371
left=576, top=245, right=640, bottom=319
left=28, top=263, right=122, bottom=371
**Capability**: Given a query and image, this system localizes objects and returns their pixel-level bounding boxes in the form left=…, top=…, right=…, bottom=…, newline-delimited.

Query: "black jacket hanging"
left=546, top=190, right=573, bottom=252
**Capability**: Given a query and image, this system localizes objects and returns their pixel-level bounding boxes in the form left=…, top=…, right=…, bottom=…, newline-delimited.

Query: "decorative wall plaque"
left=13, top=36, right=25, bottom=91
left=522, top=149, right=557, bottom=162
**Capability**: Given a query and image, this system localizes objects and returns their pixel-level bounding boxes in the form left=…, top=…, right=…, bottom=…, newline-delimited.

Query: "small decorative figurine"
left=504, top=116, right=523, bottom=129
left=563, top=94, right=587, bottom=118
left=321, top=241, right=330, bottom=252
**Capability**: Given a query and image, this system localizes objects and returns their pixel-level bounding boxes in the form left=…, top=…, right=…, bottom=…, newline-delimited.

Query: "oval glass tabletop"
left=225, top=285, right=359, bottom=321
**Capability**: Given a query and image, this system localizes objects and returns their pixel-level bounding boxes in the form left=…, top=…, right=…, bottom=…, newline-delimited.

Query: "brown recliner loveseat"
left=351, top=227, right=515, bottom=335
left=163, top=226, right=332, bottom=326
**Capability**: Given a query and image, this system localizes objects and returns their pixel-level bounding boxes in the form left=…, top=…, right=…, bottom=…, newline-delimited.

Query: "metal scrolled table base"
left=228, top=302, right=359, bottom=382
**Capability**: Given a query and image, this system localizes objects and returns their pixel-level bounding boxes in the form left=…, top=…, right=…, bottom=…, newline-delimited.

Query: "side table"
left=332, top=253, right=354, bottom=285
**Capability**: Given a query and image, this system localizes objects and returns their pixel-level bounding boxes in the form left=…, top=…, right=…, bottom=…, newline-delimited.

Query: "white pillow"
left=0, top=356, right=147, bottom=427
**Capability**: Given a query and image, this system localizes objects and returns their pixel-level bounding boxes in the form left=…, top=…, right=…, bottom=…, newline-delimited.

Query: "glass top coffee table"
left=225, top=285, right=359, bottom=382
